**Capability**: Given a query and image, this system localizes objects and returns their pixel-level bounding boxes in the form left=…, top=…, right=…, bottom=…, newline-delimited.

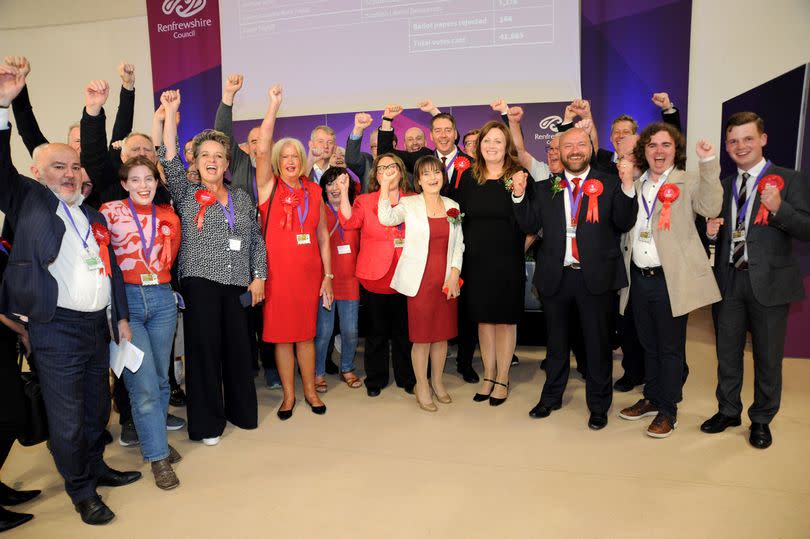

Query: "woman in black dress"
left=455, top=121, right=530, bottom=405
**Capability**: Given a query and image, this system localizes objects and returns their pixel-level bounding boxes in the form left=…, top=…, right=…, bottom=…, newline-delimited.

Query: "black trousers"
left=28, top=308, right=110, bottom=504
left=630, top=267, right=688, bottom=420
left=181, top=277, right=257, bottom=440
left=540, top=268, right=613, bottom=414
left=713, top=267, right=788, bottom=423
left=362, top=288, right=414, bottom=390
left=618, top=295, right=645, bottom=383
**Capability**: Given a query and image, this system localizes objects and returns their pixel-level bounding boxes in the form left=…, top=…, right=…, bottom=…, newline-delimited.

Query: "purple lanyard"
left=282, top=180, right=310, bottom=231
left=641, top=178, right=666, bottom=224
left=327, top=202, right=344, bottom=242
left=566, top=179, right=584, bottom=225
left=0, top=241, right=8, bottom=256
left=251, top=168, right=258, bottom=202
left=127, top=198, right=157, bottom=266
left=441, top=153, right=457, bottom=175
left=61, top=201, right=91, bottom=249
left=732, top=160, right=770, bottom=227
left=218, top=190, right=236, bottom=232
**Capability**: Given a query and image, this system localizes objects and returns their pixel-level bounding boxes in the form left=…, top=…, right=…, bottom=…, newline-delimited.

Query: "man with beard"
left=512, top=128, right=638, bottom=430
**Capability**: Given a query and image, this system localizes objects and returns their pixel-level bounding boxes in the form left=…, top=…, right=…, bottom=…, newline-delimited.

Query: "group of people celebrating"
left=0, top=54, right=807, bottom=531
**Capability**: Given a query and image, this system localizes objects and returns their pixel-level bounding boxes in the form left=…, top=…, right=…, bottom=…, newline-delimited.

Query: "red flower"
left=447, top=208, right=460, bottom=219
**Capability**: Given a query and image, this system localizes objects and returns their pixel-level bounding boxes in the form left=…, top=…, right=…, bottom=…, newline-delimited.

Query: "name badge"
left=141, top=273, right=159, bottom=286
left=297, top=233, right=311, bottom=245
left=731, top=230, right=745, bottom=243
left=82, top=253, right=104, bottom=271
left=393, top=238, right=405, bottom=248
left=565, top=226, right=577, bottom=239
left=639, top=229, right=652, bottom=243
left=337, top=244, right=352, bottom=255
left=229, top=238, right=242, bottom=251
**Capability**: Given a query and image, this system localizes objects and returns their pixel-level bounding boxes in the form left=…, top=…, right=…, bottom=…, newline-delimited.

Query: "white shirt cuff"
left=621, top=184, right=636, bottom=197
left=699, top=155, right=717, bottom=163
left=0, top=108, right=9, bottom=129
left=512, top=193, right=525, bottom=203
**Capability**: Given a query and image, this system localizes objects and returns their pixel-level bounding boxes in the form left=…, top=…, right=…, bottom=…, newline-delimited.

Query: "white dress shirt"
left=729, top=158, right=767, bottom=263
left=437, top=148, right=458, bottom=178
left=311, top=162, right=330, bottom=182
left=529, top=157, right=551, bottom=182
left=562, top=167, right=590, bottom=266
left=631, top=166, right=674, bottom=268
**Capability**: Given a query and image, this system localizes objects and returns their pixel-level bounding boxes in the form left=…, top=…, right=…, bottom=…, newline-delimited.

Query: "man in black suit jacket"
left=0, top=66, right=140, bottom=525
left=512, top=127, right=638, bottom=429
left=700, top=112, right=810, bottom=449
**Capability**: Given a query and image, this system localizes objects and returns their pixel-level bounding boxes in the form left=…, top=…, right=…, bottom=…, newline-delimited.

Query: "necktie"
left=441, top=156, right=447, bottom=167
left=732, top=172, right=750, bottom=268
left=571, top=177, right=581, bottom=262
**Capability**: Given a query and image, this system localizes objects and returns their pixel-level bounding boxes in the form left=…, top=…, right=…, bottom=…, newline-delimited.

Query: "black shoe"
left=277, top=399, right=295, bottom=421
left=366, top=387, right=381, bottom=397
left=613, top=376, right=642, bottom=392
left=457, top=366, right=480, bottom=384
left=539, top=359, right=547, bottom=371
left=700, top=412, right=742, bottom=434
left=529, top=402, right=561, bottom=419
left=74, top=495, right=114, bottom=525
left=402, top=385, right=415, bottom=395
left=473, top=378, right=495, bottom=402
left=511, top=355, right=519, bottom=366
left=749, top=423, right=772, bottom=449
left=101, top=429, right=113, bottom=446
left=324, top=358, right=339, bottom=375
left=169, top=387, right=187, bottom=407
left=305, top=399, right=326, bottom=415
left=0, top=506, right=33, bottom=532
left=0, top=482, right=41, bottom=506
left=489, top=381, right=509, bottom=407
left=588, top=412, right=608, bottom=430
left=96, top=468, right=142, bottom=487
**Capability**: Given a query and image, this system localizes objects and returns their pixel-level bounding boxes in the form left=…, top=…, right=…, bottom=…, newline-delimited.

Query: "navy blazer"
left=513, top=167, right=638, bottom=296
left=0, top=125, right=128, bottom=340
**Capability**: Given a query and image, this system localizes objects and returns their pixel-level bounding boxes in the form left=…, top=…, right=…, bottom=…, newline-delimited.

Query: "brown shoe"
left=618, top=399, right=658, bottom=421
left=151, top=459, right=179, bottom=490
left=168, top=444, right=182, bottom=464
left=646, top=413, right=677, bottom=438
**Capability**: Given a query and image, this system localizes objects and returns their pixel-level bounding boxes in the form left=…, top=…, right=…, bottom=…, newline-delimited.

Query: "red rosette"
left=453, top=156, right=471, bottom=188
left=582, top=179, right=603, bottom=223
left=447, top=208, right=460, bottom=219
left=0, top=238, right=11, bottom=253
left=280, top=191, right=299, bottom=230
left=159, top=221, right=175, bottom=268
left=754, top=174, right=785, bottom=225
left=656, top=184, right=680, bottom=230
left=91, top=222, right=112, bottom=276
left=194, top=189, right=216, bottom=230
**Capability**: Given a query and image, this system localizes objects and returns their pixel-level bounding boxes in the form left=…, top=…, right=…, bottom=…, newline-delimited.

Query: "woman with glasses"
left=337, top=154, right=416, bottom=397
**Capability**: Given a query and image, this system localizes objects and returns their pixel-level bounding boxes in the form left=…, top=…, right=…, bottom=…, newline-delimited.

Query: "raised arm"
left=346, top=112, right=372, bottom=178
left=110, top=63, right=135, bottom=145
left=652, top=92, right=682, bottom=132
left=0, top=64, right=30, bottom=217
left=691, top=140, right=723, bottom=219
left=376, top=173, right=407, bottom=226
left=158, top=90, right=189, bottom=200
left=80, top=80, right=121, bottom=198
left=215, top=74, right=244, bottom=171
left=5, top=57, right=47, bottom=156
left=506, top=106, right=535, bottom=171
left=416, top=99, right=441, bottom=117
left=377, top=104, right=424, bottom=172
left=256, top=84, right=282, bottom=199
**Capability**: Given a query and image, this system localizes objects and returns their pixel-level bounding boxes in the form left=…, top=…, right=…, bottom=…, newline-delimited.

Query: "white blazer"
left=377, top=194, right=465, bottom=297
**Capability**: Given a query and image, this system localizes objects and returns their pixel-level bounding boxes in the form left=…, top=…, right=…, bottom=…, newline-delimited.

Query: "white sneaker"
left=202, top=436, right=221, bottom=446
left=334, top=334, right=342, bottom=354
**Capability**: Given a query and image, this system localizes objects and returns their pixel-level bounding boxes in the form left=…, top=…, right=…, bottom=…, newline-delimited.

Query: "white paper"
left=109, top=340, right=145, bottom=377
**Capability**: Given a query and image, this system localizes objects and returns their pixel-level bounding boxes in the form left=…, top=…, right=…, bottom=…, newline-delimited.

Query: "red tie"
left=571, top=177, right=581, bottom=262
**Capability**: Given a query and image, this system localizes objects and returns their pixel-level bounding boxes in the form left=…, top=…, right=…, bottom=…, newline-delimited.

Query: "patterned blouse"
left=161, top=152, right=266, bottom=287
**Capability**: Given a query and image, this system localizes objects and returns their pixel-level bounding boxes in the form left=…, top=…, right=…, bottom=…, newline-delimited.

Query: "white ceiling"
left=0, top=0, right=146, bottom=30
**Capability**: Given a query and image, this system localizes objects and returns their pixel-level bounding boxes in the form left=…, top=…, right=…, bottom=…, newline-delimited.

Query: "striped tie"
left=731, top=172, right=750, bottom=269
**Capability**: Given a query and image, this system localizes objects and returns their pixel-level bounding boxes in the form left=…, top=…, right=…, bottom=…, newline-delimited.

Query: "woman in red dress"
left=376, top=156, right=464, bottom=411
left=255, top=87, right=334, bottom=420
left=337, top=153, right=416, bottom=397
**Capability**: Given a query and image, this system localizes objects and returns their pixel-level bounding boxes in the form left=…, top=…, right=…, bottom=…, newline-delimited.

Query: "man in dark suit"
left=512, top=127, right=638, bottom=429
left=700, top=111, right=810, bottom=449
left=0, top=65, right=140, bottom=525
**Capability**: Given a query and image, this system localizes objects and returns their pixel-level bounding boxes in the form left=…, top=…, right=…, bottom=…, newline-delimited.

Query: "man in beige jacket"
left=615, top=123, right=722, bottom=438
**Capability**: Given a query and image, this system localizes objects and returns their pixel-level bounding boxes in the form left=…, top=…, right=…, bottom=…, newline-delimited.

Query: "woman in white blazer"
left=376, top=155, right=464, bottom=411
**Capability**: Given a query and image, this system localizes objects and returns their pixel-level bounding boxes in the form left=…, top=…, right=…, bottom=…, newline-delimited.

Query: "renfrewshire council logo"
left=162, top=0, right=207, bottom=18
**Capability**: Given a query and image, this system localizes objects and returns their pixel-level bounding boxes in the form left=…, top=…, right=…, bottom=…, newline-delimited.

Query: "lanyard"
left=566, top=180, right=585, bottom=225
left=61, top=201, right=91, bottom=249
left=218, top=190, right=236, bottom=232
left=732, top=160, right=770, bottom=227
left=441, top=153, right=457, bottom=175
left=281, top=180, right=309, bottom=231
left=641, top=177, right=666, bottom=224
left=327, top=202, right=344, bottom=242
left=251, top=167, right=258, bottom=202
left=127, top=198, right=157, bottom=265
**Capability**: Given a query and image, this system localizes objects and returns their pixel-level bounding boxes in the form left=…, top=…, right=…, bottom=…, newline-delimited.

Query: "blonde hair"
left=192, top=129, right=231, bottom=162
left=270, top=138, right=307, bottom=178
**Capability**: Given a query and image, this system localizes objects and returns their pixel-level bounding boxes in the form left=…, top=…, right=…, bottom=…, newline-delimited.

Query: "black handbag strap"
left=261, top=179, right=278, bottom=240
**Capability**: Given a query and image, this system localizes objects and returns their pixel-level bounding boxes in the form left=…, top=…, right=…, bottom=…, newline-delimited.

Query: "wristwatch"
left=324, top=273, right=334, bottom=279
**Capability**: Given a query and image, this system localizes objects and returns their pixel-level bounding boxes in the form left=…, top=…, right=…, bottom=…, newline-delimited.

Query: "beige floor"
left=3, top=307, right=810, bottom=538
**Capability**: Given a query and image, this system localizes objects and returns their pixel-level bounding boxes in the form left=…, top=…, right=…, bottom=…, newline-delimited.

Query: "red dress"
left=260, top=178, right=323, bottom=343
left=407, top=217, right=458, bottom=343
left=324, top=204, right=360, bottom=301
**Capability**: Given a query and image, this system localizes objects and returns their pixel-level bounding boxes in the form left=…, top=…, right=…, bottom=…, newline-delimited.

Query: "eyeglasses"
left=376, top=163, right=399, bottom=173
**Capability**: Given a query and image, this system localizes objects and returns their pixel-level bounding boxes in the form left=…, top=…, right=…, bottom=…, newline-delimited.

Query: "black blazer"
left=376, top=128, right=473, bottom=195
left=713, top=163, right=810, bottom=307
left=0, top=126, right=128, bottom=339
left=513, top=168, right=638, bottom=296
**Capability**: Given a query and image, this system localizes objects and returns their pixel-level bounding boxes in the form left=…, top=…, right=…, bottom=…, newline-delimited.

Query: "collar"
left=564, top=167, right=590, bottom=183
left=640, top=165, right=675, bottom=185
left=737, top=158, right=767, bottom=180
left=436, top=148, right=458, bottom=161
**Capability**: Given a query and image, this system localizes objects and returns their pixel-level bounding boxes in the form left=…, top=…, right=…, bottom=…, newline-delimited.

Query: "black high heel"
left=305, top=398, right=327, bottom=415
left=473, top=379, right=495, bottom=402
left=489, top=381, right=510, bottom=407
left=277, top=399, right=295, bottom=420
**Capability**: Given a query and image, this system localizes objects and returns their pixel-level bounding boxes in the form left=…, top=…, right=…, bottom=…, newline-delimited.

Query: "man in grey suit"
left=701, top=111, right=810, bottom=449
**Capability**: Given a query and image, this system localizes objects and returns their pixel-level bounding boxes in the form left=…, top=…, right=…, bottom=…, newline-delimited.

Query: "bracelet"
left=324, top=273, right=334, bottom=279
left=382, top=116, right=393, bottom=122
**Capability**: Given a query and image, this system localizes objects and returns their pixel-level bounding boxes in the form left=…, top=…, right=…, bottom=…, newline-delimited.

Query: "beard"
left=561, top=154, right=589, bottom=174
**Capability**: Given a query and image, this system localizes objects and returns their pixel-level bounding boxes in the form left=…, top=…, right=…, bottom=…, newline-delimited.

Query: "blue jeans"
left=315, top=299, right=359, bottom=376
left=123, top=284, right=177, bottom=462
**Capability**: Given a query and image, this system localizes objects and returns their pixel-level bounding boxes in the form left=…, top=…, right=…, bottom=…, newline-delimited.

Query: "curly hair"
left=192, top=129, right=232, bottom=162
left=631, top=122, right=686, bottom=172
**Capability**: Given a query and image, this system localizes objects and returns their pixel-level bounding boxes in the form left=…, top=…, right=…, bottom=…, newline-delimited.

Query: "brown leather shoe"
left=618, top=399, right=658, bottom=420
left=151, top=459, right=179, bottom=490
left=168, top=444, right=182, bottom=464
left=646, top=413, right=677, bottom=438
